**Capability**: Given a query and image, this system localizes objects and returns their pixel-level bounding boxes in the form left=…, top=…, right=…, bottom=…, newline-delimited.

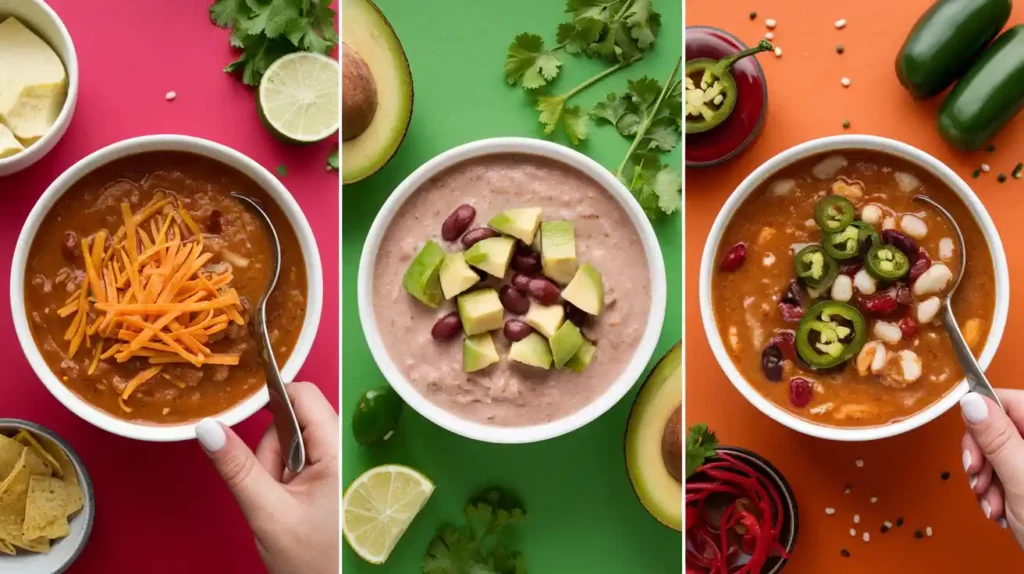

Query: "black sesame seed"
left=972, top=168, right=982, bottom=178
left=750, top=10, right=757, bottom=19
left=987, top=144, right=997, bottom=152
left=836, top=45, right=845, bottom=54
left=998, top=174, right=1007, bottom=183
left=840, top=548, right=851, bottom=558
left=1013, top=162, right=1023, bottom=179
left=881, top=525, right=890, bottom=534
left=914, top=530, right=924, bottom=539
left=941, top=471, right=951, bottom=481
left=896, top=517, right=904, bottom=527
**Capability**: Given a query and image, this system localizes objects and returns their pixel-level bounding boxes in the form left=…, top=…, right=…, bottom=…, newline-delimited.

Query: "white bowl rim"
left=357, top=137, right=667, bottom=444
left=0, top=0, right=80, bottom=171
left=10, top=134, right=324, bottom=442
left=699, top=134, right=1010, bottom=442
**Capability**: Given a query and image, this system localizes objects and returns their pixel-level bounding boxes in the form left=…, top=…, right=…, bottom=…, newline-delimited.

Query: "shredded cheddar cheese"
left=62, top=195, right=246, bottom=412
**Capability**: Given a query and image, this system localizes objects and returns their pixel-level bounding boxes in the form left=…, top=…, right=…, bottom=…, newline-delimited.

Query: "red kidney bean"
left=461, top=227, right=499, bottom=248
left=769, top=330, right=797, bottom=362
left=499, top=285, right=530, bottom=314
left=896, top=283, right=913, bottom=306
left=510, top=273, right=532, bottom=292
left=527, top=277, right=561, bottom=305
left=899, top=313, right=918, bottom=339
left=61, top=231, right=80, bottom=262
left=862, top=289, right=899, bottom=315
left=511, top=249, right=542, bottom=274
left=442, top=204, right=476, bottom=241
left=503, top=319, right=533, bottom=341
left=564, top=302, right=589, bottom=327
left=761, top=344, right=784, bottom=382
left=781, top=280, right=810, bottom=308
left=719, top=242, right=748, bottom=272
left=779, top=302, right=804, bottom=323
left=789, top=377, right=813, bottom=408
left=430, top=312, right=462, bottom=341
left=881, top=230, right=919, bottom=262
left=839, top=261, right=863, bottom=278
left=908, top=248, right=932, bottom=283
left=206, top=209, right=224, bottom=235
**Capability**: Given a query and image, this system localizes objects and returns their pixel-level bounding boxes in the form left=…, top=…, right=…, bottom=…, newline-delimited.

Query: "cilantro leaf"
left=627, top=76, right=660, bottom=110
left=644, top=117, right=679, bottom=152
left=423, top=489, right=526, bottom=574
left=625, top=0, right=660, bottom=50
left=590, top=92, right=629, bottom=126
left=210, top=0, right=248, bottom=27
left=651, top=164, right=681, bottom=214
left=505, top=33, right=562, bottom=90
left=327, top=146, right=339, bottom=171
left=686, top=424, right=719, bottom=478
left=564, top=0, right=660, bottom=61
left=620, top=155, right=680, bottom=218
left=275, top=164, right=288, bottom=177
left=562, top=105, right=589, bottom=145
left=537, top=95, right=565, bottom=135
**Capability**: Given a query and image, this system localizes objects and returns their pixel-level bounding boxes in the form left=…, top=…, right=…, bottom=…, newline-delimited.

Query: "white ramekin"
left=10, top=135, right=324, bottom=442
left=0, top=0, right=79, bottom=176
left=699, top=135, right=1010, bottom=442
left=358, top=137, right=667, bottom=444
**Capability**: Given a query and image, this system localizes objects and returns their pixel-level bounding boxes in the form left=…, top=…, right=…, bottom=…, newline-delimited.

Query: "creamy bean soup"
left=713, top=151, right=995, bottom=426
left=373, top=154, right=651, bottom=426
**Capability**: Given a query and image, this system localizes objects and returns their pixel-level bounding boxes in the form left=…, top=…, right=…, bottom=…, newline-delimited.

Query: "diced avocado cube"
left=464, top=333, right=500, bottom=372
left=439, top=252, right=480, bottom=299
left=561, top=263, right=604, bottom=315
left=540, top=221, right=577, bottom=285
left=402, top=240, right=446, bottom=308
left=488, top=208, right=542, bottom=244
left=566, top=339, right=597, bottom=373
left=508, top=332, right=552, bottom=370
left=550, top=321, right=585, bottom=367
left=464, top=236, right=516, bottom=278
left=523, top=303, right=564, bottom=339
left=456, top=288, right=504, bottom=335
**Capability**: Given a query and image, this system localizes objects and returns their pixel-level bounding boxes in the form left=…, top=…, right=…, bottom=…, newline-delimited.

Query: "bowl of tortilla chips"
left=0, top=419, right=93, bottom=573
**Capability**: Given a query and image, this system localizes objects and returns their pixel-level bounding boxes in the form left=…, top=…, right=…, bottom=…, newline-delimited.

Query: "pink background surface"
left=1, top=1, right=339, bottom=572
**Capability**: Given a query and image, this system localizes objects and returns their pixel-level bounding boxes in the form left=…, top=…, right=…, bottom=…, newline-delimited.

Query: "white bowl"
left=0, top=0, right=78, bottom=176
left=358, top=137, right=667, bottom=443
left=10, top=135, right=324, bottom=442
left=0, top=419, right=94, bottom=574
left=699, top=135, right=1010, bottom=442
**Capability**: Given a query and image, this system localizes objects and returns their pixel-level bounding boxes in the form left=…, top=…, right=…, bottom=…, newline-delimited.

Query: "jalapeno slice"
left=794, top=245, right=839, bottom=289
left=814, top=196, right=856, bottom=232
left=851, top=221, right=881, bottom=256
left=686, top=40, right=774, bottom=134
left=865, top=244, right=910, bottom=280
left=795, top=301, right=868, bottom=369
left=823, top=225, right=861, bottom=260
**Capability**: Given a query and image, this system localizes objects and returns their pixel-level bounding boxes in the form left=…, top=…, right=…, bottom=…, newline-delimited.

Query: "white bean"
left=856, top=341, right=883, bottom=375
left=917, top=297, right=941, bottom=324
left=898, top=350, right=923, bottom=382
left=882, top=216, right=896, bottom=230
left=871, top=343, right=888, bottom=373
left=763, top=253, right=776, bottom=267
left=853, top=269, right=877, bottom=295
left=874, top=321, right=903, bottom=345
left=770, top=178, right=796, bottom=196
left=831, top=274, right=853, bottom=302
left=813, top=154, right=848, bottom=180
left=913, top=263, right=953, bottom=296
left=900, top=214, right=928, bottom=239
left=939, top=237, right=954, bottom=261
left=861, top=204, right=882, bottom=225
left=894, top=172, right=921, bottom=192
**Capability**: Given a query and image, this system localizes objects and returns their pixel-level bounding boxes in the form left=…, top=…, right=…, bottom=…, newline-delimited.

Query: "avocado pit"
left=661, top=404, right=683, bottom=483
left=342, top=42, right=378, bottom=141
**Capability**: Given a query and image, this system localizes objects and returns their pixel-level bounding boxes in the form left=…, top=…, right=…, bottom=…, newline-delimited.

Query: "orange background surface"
left=686, top=1, right=1024, bottom=572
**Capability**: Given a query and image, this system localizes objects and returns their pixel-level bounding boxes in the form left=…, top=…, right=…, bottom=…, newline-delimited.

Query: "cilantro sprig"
left=209, top=0, right=338, bottom=86
left=686, top=423, right=719, bottom=479
left=422, top=488, right=526, bottom=574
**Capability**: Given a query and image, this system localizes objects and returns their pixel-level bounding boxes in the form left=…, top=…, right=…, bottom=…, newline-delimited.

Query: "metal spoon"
left=912, top=195, right=1003, bottom=410
left=231, top=192, right=306, bottom=473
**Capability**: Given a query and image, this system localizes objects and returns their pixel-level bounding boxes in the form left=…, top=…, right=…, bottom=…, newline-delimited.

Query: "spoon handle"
left=256, top=308, right=306, bottom=473
left=942, top=302, right=1003, bottom=411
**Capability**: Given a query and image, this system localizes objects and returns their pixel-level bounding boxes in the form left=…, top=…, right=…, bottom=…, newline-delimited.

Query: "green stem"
left=613, top=0, right=635, bottom=21
left=617, top=56, right=682, bottom=178
left=713, top=40, right=773, bottom=73
left=561, top=53, right=644, bottom=102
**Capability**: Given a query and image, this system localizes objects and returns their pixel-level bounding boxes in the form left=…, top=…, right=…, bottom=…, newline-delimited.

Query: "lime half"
left=343, top=464, right=435, bottom=564
left=258, top=52, right=340, bottom=144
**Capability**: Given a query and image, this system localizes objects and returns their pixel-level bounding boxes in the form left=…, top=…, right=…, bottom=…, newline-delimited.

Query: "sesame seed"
left=914, top=530, right=924, bottom=539
left=854, top=514, right=861, bottom=524
left=840, top=548, right=851, bottom=558
left=941, top=471, right=951, bottom=481
left=850, top=528, right=857, bottom=537
left=863, top=532, right=870, bottom=542
left=998, top=173, right=1007, bottom=183
left=926, top=526, right=933, bottom=537
left=841, top=77, right=852, bottom=87
left=844, top=485, right=852, bottom=494
left=973, top=168, right=982, bottom=178
left=855, top=459, right=864, bottom=468
left=826, top=507, right=836, bottom=515
left=766, top=18, right=777, bottom=29
left=836, top=44, right=845, bottom=54
left=165, top=91, right=177, bottom=101
left=774, top=47, right=783, bottom=57
left=870, top=496, right=878, bottom=503
left=884, top=521, right=893, bottom=528
left=750, top=11, right=757, bottom=19
left=765, top=32, right=775, bottom=40
left=881, top=525, right=890, bottom=534
left=835, top=18, right=847, bottom=29
left=897, top=517, right=904, bottom=527
left=982, top=163, right=991, bottom=172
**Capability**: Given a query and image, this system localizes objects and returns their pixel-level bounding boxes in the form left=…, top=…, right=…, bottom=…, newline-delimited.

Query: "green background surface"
left=341, top=1, right=682, bottom=571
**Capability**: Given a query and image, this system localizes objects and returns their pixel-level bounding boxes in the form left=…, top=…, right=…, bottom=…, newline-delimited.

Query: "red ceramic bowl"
left=686, top=27, right=768, bottom=168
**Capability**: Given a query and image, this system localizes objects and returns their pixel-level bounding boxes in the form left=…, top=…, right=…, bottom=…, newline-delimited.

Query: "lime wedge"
left=258, top=52, right=340, bottom=144
left=343, top=464, right=435, bottom=564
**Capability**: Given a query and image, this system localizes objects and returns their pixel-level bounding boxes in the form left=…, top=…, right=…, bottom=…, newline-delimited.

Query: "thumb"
left=961, top=392, right=1024, bottom=486
left=196, top=418, right=283, bottom=519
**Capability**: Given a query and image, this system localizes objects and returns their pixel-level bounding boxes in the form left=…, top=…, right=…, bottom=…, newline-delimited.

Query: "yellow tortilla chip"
left=23, top=476, right=72, bottom=540
left=0, top=450, right=34, bottom=547
left=0, top=435, right=24, bottom=481
left=13, top=535, right=49, bottom=553
left=13, top=430, right=63, bottom=480
left=0, top=537, right=14, bottom=555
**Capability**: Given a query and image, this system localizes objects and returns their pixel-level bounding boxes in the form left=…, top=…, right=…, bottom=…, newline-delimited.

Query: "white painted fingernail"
left=970, top=475, right=978, bottom=489
left=963, top=450, right=972, bottom=471
left=999, top=518, right=1008, bottom=529
left=982, top=500, right=992, bottom=519
left=961, top=392, right=989, bottom=424
left=196, top=418, right=226, bottom=452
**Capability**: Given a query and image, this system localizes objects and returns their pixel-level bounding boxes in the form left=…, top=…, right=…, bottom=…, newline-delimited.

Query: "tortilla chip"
left=0, top=450, right=34, bottom=547
left=23, top=476, right=72, bottom=540
left=0, top=435, right=24, bottom=481
left=13, top=430, right=63, bottom=480
left=13, top=535, right=49, bottom=553
left=0, top=538, right=14, bottom=555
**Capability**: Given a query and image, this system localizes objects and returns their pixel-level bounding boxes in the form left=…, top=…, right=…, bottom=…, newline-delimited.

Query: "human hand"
left=195, top=382, right=339, bottom=574
left=960, top=389, right=1024, bottom=548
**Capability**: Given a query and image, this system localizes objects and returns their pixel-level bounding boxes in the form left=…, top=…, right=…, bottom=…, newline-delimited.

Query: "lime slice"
left=258, top=52, right=340, bottom=144
left=343, top=464, right=435, bottom=564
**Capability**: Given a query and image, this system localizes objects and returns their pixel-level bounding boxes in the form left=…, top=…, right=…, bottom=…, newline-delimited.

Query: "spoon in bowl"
left=913, top=195, right=1003, bottom=411
left=231, top=192, right=307, bottom=473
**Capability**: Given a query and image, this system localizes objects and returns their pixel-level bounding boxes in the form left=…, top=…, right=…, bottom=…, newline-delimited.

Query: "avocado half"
left=341, top=0, right=413, bottom=184
left=625, top=342, right=682, bottom=531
